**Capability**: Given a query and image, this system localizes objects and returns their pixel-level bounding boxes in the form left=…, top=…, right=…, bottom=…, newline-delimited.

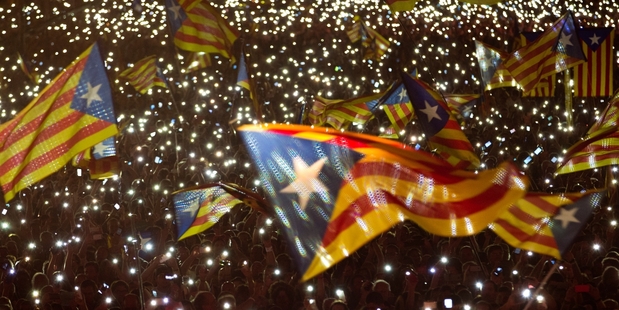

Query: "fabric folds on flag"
left=166, top=0, right=239, bottom=60
left=72, top=137, right=119, bottom=180
left=402, top=73, right=481, bottom=170
left=385, top=0, right=418, bottom=12
left=556, top=96, right=619, bottom=174
left=17, top=53, right=40, bottom=84
left=573, top=27, right=615, bottom=97
left=239, top=124, right=528, bottom=281
left=174, top=184, right=243, bottom=240
left=0, top=43, right=118, bottom=202
left=174, top=182, right=269, bottom=240
left=519, top=33, right=558, bottom=97
left=186, top=52, right=212, bottom=72
left=475, top=40, right=514, bottom=91
left=491, top=191, right=605, bottom=259
left=308, top=93, right=383, bottom=130
left=443, top=94, right=480, bottom=120
left=504, top=13, right=585, bottom=94
left=381, top=83, right=414, bottom=134
left=348, top=17, right=390, bottom=60
left=120, top=55, right=168, bottom=94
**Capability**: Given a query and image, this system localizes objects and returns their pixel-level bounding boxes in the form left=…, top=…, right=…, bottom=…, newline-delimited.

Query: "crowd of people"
left=0, top=0, right=619, bottom=310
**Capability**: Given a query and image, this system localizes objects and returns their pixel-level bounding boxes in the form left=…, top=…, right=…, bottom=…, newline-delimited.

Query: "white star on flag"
left=80, top=82, right=102, bottom=108
left=559, top=32, right=573, bottom=48
left=280, top=157, right=328, bottom=211
left=397, top=87, right=408, bottom=102
left=92, top=143, right=108, bottom=157
left=554, top=207, right=580, bottom=229
left=589, top=33, right=601, bottom=45
left=420, top=100, right=442, bottom=123
left=168, top=3, right=182, bottom=20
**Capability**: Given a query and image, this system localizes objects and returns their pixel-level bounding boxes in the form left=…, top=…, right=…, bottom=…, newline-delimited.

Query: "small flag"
left=166, top=0, right=239, bottom=60
left=361, top=24, right=390, bottom=60
left=402, top=73, right=481, bottom=170
left=236, top=53, right=251, bottom=92
left=491, top=191, right=605, bottom=259
left=308, top=93, right=384, bottom=130
left=174, top=184, right=243, bottom=240
left=239, top=124, right=528, bottom=281
left=381, top=83, right=414, bottom=134
left=443, top=94, right=481, bottom=120
left=504, top=13, right=585, bottom=94
left=72, top=137, right=119, bottom=180
left=120, top=55, right=168, bottom=94
left=0, top=43, right=118, bottom=202
left=573, top=28, right=615, bottom=97
left=174, top=182, right=269, bottom=240
left=186, top=52, right=212, bottom=72
left=17, top=53, right=40, bottom=84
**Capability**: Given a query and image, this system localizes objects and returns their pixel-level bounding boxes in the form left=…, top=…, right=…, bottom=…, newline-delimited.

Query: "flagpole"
left=522, top=263, right=558, bottom=310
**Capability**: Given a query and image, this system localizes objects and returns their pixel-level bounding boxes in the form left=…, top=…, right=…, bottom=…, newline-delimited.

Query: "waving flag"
left=475, top=40, right=514, bottom=91
left=120, top=55, right=167, bottom=94
left=174, top=182, right=269, bottom=240
left=17, top=53, right=40, bottom=84
left=236, top=53, right=250, bottom=92
left=361, top=24, right=390, bottom=60
left=556, top=95, right=619, bottom=174
left=385, top=0, right=418, bottom=12
left=166, top=0, right=238, bottom=60
left=72, top=137, right=119, bottom=180
left=443, top=94, right=480, bottom=120
left=402, top=73, right=480, bottom=170
left=573, top=27, right=615, bottom=97
left=240, top=124, right=528, bottom=280
left=186, top=52, right=212, bottom=72
left=504, top=13, right=585, bottom=94
left=491, top=191, right=605, bottom=259
left=309, top=93, right=383, bottom=130
left=519, top=32, right=558, bottom=98
left=381, top=83, right=414, bottom=134
left=0, top=43, right=118, bottom=202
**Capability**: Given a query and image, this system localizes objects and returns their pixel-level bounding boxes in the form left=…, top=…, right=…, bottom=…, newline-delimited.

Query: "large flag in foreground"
left=491, top=191, right=605, bottom=259
left=402, top=73, right=481, bottom=170
left=120, top=55, right=167, bottom=94
left=174, top=182, right=269, bottom=240
left=0, top=43, right=118, bottom=202
left=239, top=124, right=528, bottom=280
left=308, top=93, right=383, bottom=129
left=504, top=13, right=585, bottom=94
left=166, top=0, right=239, bottom=59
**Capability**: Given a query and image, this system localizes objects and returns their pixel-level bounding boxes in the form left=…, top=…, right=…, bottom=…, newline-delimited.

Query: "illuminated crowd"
left=0, top=0, right=619, bottom=309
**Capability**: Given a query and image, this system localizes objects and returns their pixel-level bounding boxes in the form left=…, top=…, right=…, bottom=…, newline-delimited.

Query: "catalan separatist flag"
left=0, top=43, right=118, bottom=202
left=402, top=73, right=481, bottom=170
left=556, top=95, right=619, bottom=174
left=384, top=0, right=418, bottom=12
left=120, top=55, right=168, bottom=94
left=361, top=23, right=390, bottom=60
left=239, top=124, right=528, bottom=280
left=166, top=0, right=239, bottom=60
left=443, top=94, right=481, bottom=120
left=346, top=22, right=362, bottom=43
left=174, top=184, right=243, bottom=240
left=475, top=40, right=514, bottom=91
left=308, top=93, right=383, bottom=130
left=573, top=28, right=614, bottom=97
left=519, top=32, right=557, bottom=98
left=236, top=53, right=250, bottom=92
left=17, top=53, right=40, bottom=84
left=72, top=137, right=119, bottom=180
left=381, top=83, right=414, bottom=134
left=186, top=52, right=212, bottom=72
left=491, top=191, right=605, bottom=259
left=504, top=13, right=585, bottom=94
